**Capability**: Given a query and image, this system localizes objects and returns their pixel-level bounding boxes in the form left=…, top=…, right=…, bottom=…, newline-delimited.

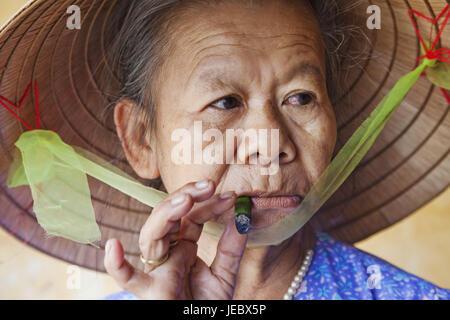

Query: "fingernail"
left=105, top=240, right=112, bottom=255
left=220, top=191, right=235, bottom=199
left=195, top=180, right=210, bottom=190
left=171, top=193, right=186, bottom=206
left=235, top=214, right=251, bottom=234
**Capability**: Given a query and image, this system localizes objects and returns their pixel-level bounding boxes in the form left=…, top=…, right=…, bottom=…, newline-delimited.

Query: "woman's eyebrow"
left=197, top=69, right=228, bottom=85
left=196, top=70, right=233, bottom=92
left=281, top=62, right=324, bottom=84
left=193, top=62, right=323, bottom=91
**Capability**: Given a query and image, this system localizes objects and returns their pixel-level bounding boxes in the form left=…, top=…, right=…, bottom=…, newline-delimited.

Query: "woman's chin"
left=249, top=207, right=297, bottom=230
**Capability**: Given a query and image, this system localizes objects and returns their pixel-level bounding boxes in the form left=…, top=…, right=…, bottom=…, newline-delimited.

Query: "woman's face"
left=122, top=0, right=337, bottom=229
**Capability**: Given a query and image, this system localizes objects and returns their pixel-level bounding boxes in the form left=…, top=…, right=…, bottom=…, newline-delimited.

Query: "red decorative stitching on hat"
left=1, top=82, right=43, bottom=243
left=408, top=4, right=450, bottom=64
left=0, top=81, right=40, bottom=130
left=409, top=5, right=450, bottom=104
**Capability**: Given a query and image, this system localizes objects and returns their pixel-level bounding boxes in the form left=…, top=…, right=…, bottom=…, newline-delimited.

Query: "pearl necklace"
left=283, top=249, right=314, bottom=300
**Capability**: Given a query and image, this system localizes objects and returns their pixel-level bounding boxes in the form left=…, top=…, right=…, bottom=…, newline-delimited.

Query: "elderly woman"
left=104, top=0, right=332, bottom=300
left=100, top=0, right=450, bottom=300
left=0, top=0, right=449, bottom=300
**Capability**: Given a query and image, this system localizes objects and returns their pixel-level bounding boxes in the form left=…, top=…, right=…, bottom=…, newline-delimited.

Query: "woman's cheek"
left=313, top=111, right=337, bottom=177
left=156, top=125, right=230, bottom=193
left=322, top=102, right=338, bottom=161
left=302, top=99, right=337, bottom=158
left=290, top=107, right=336, bottom=184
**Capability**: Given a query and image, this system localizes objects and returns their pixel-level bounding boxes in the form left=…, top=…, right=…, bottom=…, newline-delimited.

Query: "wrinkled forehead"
left=164, top=0, right=325, bottom=81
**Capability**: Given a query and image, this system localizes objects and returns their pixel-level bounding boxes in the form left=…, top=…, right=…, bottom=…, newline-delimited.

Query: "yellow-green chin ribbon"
left=7, top=130, right=167, bottom=247
left=205, top=57, right=440, bottom=247
left=7, top=57, right=445, bottom=248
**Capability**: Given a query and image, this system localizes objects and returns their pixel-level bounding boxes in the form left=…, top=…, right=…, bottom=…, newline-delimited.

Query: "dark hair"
left=108, top=0, right=367, bottom=128
left=108, top=0, right=181, bottom=138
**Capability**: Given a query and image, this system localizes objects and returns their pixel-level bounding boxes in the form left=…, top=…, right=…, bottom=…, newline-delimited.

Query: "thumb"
left=210, top=218, right=248, bottom=288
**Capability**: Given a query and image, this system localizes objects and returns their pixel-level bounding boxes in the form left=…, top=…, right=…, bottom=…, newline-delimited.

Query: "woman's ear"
left=114, top=99, right=160, bottom=179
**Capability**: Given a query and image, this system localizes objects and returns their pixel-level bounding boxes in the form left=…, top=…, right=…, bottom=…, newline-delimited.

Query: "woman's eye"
left=285, top=92, right=315, bottom=106
left=210, top=96, right=241, bottom=110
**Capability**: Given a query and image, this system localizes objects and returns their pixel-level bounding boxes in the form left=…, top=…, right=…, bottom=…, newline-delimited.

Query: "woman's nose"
left=237, top=104, right=296, bottom=168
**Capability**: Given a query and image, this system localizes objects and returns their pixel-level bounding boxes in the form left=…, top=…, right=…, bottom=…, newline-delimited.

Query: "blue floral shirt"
left=294, top=233, right=449, bottom=300
left=104, top=232, right=450, bottom=300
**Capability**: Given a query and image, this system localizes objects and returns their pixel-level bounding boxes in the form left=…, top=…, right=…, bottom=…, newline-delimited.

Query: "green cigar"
left=234, top=196, right=252, bottom=234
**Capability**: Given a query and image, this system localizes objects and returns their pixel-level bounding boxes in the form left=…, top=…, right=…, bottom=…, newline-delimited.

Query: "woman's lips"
left=214, top=195, right=303, bottom=230
left=251, top=195, right=301, bottom=209
left=247, top=195, right=302, bottom=230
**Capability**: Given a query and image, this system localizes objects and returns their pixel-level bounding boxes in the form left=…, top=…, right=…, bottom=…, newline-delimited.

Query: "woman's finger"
left=139, top=180, right=215, bottom=271
left=210, top=218, right=248, bottom=289
left=140, top=192, right=194, bottom=273
left=180, top=191, right=236, bottom=243
left=104, top=239, right=152, bottom=298
left=149, top=239, right=199, bottom=299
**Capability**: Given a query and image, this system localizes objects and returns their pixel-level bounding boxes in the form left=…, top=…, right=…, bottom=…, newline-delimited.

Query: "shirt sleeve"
left=103, top=291, right=140, bottom=300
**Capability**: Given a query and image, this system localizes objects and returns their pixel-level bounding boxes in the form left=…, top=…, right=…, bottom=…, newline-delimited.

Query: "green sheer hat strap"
left=5, top=5, right=450, bottom=247
left=234, top=58, right=434, bottom=246
left=8, top=130, right=167, bottom=246
left=5, top=57, right=437, bottom=247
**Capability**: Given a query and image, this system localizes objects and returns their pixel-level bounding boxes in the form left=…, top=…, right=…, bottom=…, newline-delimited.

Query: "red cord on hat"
left=1, top=7, right=448, bottom=124
left=441, top=88, right=450, bottom=104
left=0, top=81, right=41, bottom=130
left=0, top=82, right=41, bottom=242
left=408, top=4, right=450, bottom=64
left=408, top=5, right=450, bottom=104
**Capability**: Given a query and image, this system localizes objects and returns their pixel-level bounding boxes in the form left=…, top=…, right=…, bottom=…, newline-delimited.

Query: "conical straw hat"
left=0, top=0, right=448, bottom=271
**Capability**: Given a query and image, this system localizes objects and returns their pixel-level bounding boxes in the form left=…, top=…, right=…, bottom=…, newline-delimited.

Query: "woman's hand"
left=104, top=179, right=248, bottom=299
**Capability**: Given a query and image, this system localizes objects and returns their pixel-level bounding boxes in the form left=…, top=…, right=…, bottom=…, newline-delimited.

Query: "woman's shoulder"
left=299, top=232, right=450, bottom=300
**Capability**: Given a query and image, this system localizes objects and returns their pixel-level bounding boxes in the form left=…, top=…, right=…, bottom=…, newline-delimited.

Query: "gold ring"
left=140, top=252, right=169, bottom=266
